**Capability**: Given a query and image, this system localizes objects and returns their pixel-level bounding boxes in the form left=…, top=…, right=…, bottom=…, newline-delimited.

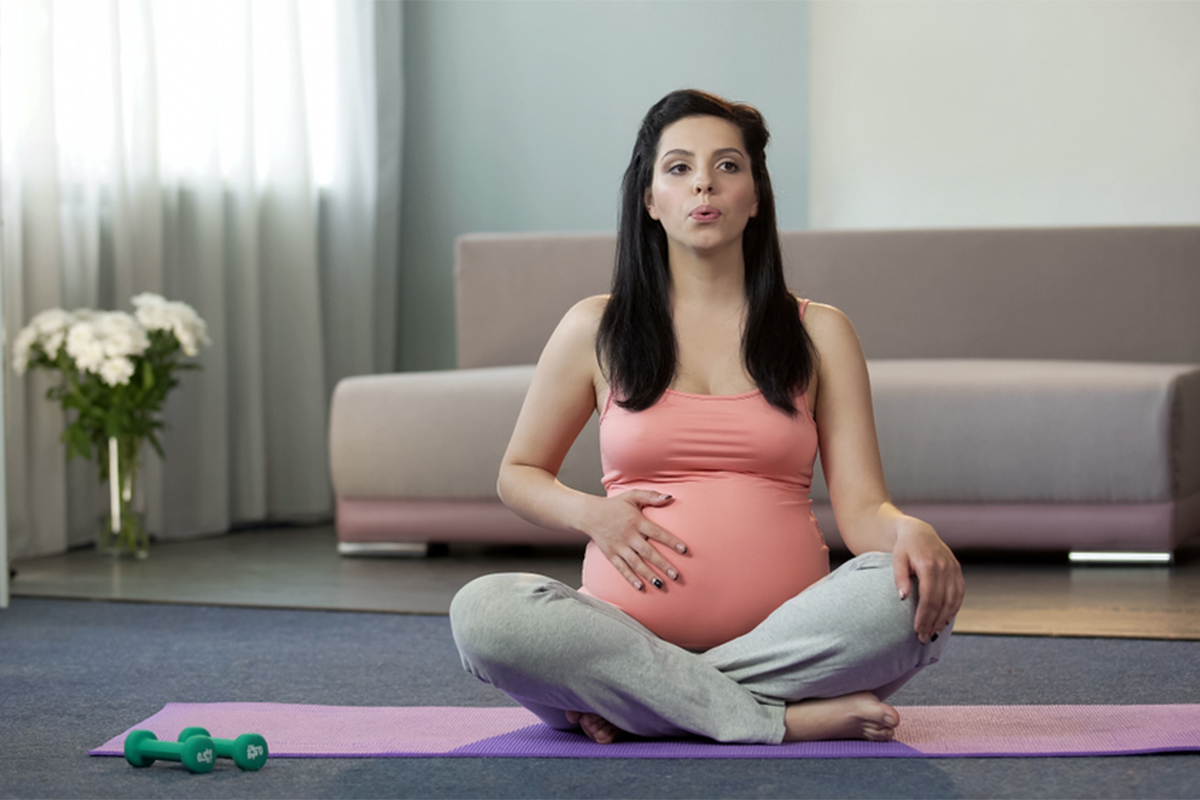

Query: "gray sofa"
left=330, top=226, right=1200, bottom=559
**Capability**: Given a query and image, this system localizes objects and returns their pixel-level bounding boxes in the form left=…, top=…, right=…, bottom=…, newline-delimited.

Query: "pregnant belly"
left=580, top=478, right=830, bottom=650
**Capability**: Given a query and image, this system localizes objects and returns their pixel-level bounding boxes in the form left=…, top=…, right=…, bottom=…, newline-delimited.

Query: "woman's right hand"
left=579, top=490, right=687, bottom=591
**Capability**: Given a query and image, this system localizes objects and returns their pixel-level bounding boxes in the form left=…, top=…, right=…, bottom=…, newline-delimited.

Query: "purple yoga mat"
left=91, top=702, right=1200, bottom=759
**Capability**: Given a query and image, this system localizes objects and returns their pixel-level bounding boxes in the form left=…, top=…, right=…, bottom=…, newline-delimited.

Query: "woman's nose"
left=693, top=174, right=714, bottom=194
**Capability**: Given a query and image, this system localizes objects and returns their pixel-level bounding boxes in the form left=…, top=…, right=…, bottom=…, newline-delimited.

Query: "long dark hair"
left=597, top=89, right=817, bottom=416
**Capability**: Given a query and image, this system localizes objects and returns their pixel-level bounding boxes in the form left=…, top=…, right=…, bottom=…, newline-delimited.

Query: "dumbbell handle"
left=124, top=730, right=216, bottom=773
left=179, top=727, right=268, bottom=771
left=140, top=739, right=193, bottom=760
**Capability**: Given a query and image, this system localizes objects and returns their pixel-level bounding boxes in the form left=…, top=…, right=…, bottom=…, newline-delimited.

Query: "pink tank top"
left=580, top=299, right=830, bottom=650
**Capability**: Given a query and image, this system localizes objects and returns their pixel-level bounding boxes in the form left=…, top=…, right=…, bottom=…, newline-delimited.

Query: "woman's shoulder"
left=558, top=294, right=609, bottom=336
left=794, top=297, right=863, bottom=357
left=794, top=295, right=851, bottom=328
left=544, top=294, right=609, bottom=359
left=534, top=295, right=609, bottom=388
left=572, top=294, right=610, bottom=319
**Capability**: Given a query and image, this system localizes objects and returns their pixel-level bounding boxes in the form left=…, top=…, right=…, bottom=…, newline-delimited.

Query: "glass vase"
left=97, top=434, right=149, bottom=559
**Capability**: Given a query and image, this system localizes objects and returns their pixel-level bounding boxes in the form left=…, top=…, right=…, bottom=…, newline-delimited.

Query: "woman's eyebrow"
left=659, top=147, right=747, bottom=163
left=660, top=149, right=693, bottom=162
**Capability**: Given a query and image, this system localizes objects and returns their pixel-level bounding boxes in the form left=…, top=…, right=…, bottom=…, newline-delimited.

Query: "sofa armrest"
left=329, top=365, right=603, bottom=501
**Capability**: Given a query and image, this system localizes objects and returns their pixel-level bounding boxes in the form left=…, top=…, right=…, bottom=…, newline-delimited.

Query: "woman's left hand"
left=891, top=518, right=964, bottom=644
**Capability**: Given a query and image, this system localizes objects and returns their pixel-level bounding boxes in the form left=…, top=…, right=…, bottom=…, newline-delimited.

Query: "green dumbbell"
left=178, top=726, right=269, bottom=771
left=124, top=729, right=216, bottom=773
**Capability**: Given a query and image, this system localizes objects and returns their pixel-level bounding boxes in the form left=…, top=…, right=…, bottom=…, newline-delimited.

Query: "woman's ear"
left=644, top=188, right=659, bottom=221
left=750, top=188, right=759, bottom=218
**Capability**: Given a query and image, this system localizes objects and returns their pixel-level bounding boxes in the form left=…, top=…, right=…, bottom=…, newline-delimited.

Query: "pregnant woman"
left=449, top=89, right=965, bottom=745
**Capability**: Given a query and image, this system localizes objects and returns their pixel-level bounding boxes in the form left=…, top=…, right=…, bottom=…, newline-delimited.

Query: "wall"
left=399, top=0, right=810, bottom=371
left=810, top=1, right=1200, bottom=229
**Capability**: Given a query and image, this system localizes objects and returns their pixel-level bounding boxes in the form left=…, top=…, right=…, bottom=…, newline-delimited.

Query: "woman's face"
left=644, top=114, right=759, bottom=254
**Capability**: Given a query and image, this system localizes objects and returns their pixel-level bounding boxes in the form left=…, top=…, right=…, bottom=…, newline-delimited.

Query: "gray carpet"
left=1, top=597, right=1198, bottom=799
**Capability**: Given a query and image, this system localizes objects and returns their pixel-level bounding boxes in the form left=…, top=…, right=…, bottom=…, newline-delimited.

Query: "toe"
left=581, top=713, right=619, bottom=744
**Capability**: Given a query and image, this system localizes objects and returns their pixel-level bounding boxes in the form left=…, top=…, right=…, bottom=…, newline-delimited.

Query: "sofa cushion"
left=333, top=359, right=1195, bottom=510
left=332, top=359, right=1199, bottom=511
left=810, top=360, right=1200, bottom=505
left=456, top=233, right=612, bottom=370
left=330, top=359, right=1199, bottom=552
left=455, top=228, right=1200, bottom=369
left=779, top=227, right=1200, bottom=365
left=330, top=365, right=602, bottom=501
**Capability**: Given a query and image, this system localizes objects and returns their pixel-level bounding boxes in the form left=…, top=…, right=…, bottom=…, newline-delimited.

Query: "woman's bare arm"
left=805, top=302, right=964, bottom=642
left=498, top=296, right=688, bottom=591
left=497, top=297, right=606, bottom=529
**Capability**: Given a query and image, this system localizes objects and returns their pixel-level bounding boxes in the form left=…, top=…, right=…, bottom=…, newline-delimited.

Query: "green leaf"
left=63, top=425, right=91, bottom=462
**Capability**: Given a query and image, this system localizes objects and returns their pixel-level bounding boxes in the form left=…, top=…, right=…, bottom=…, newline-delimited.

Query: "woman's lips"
left=690, top=205, right=721, bottom=222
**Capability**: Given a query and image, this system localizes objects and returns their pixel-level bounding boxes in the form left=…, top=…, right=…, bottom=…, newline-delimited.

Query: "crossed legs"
left=449, top=552, right=951, bottom=745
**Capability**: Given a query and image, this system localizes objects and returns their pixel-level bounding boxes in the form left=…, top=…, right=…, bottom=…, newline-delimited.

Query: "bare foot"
left=564, top=710, right=624, bottom=744
left=782, top=691, right=899, bottom=742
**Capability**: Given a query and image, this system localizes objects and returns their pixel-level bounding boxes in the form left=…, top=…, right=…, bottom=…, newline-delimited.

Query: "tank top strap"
left=799, top=297, right=811, bottom=321
left=599, top=385, right=615, bottom=423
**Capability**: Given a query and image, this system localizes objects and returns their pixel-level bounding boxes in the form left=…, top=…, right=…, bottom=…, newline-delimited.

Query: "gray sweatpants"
left=449, top=551, right=951, bottom=744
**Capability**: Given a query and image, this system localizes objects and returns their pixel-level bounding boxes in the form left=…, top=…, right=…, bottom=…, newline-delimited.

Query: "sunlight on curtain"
left=45, top=0, right=339, bottom=188
left=1, top=0, right=400, bottom=559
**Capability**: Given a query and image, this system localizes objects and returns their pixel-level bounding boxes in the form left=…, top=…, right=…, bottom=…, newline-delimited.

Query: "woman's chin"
left=671, top=229, right=743, bottom=256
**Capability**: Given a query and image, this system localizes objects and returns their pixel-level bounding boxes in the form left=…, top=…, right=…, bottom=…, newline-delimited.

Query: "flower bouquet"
left=11, top=294, right=211, bottom=557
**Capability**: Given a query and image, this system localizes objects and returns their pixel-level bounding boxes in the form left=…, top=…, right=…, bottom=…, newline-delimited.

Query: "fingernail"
left=634, top=581, right=643, bottom=591
left=931, top=633, right=939, bottom=642
left=659, top=494, right=673, bottom=500
left=652, top=577, right=664, bottom=589
left=898, top=589, right=907, bottom=601
left=676, top=544, right=687, bottom=553
left=668, top=569, right=678, bottom=580
left=884, top=715, right=896, bottom=726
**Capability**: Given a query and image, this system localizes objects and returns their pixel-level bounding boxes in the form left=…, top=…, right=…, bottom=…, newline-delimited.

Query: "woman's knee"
left=450, top=573, right=519, bottom=655
left=835, top=553, right=922, bottom=646
left=449, top=572, right=560, bottom=664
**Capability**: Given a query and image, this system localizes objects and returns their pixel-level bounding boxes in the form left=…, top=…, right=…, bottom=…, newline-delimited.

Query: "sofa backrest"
left=456, top=226, right=1200, bottom=369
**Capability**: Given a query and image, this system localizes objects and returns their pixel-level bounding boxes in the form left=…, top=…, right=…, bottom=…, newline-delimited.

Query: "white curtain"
left=1, top=0, right=403, bottom=559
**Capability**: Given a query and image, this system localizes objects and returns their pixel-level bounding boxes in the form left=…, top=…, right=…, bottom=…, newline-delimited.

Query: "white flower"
left=132, top=293, right=169, bottom=330
left=12, top=308, right=78, bottom=374
left=98, top=357, right=136, bottom=386
left=12, top=326, right=38, bottom=375
left=96, top=312, right=149, bottom=358
left=14, top=294, right=207, bottom=382
left=134, top=293, right=210, bottom=356
left=43, top=331, right=66, bottom=360
left=32, top=308, right=76, bottom=335
left=66, top=312, right=149, bottom=377
left=66, top=322, right=106, bottom=373
left=131, top=292, right=166, bottom=309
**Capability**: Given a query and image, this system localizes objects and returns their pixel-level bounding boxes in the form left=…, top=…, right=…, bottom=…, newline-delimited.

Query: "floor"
left=8, top=597, right=1199, bottom=800
left=10, top=524, right=1200, bottom=639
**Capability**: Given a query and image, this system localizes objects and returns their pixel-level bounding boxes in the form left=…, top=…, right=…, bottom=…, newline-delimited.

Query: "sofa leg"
left=338, top=542, right=429, bottom=557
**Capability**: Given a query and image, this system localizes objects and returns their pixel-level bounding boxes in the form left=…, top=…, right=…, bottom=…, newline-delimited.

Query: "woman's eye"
left=719, top=161, right=739, bottom=172
left=667, top=163, right=689, bottom=175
